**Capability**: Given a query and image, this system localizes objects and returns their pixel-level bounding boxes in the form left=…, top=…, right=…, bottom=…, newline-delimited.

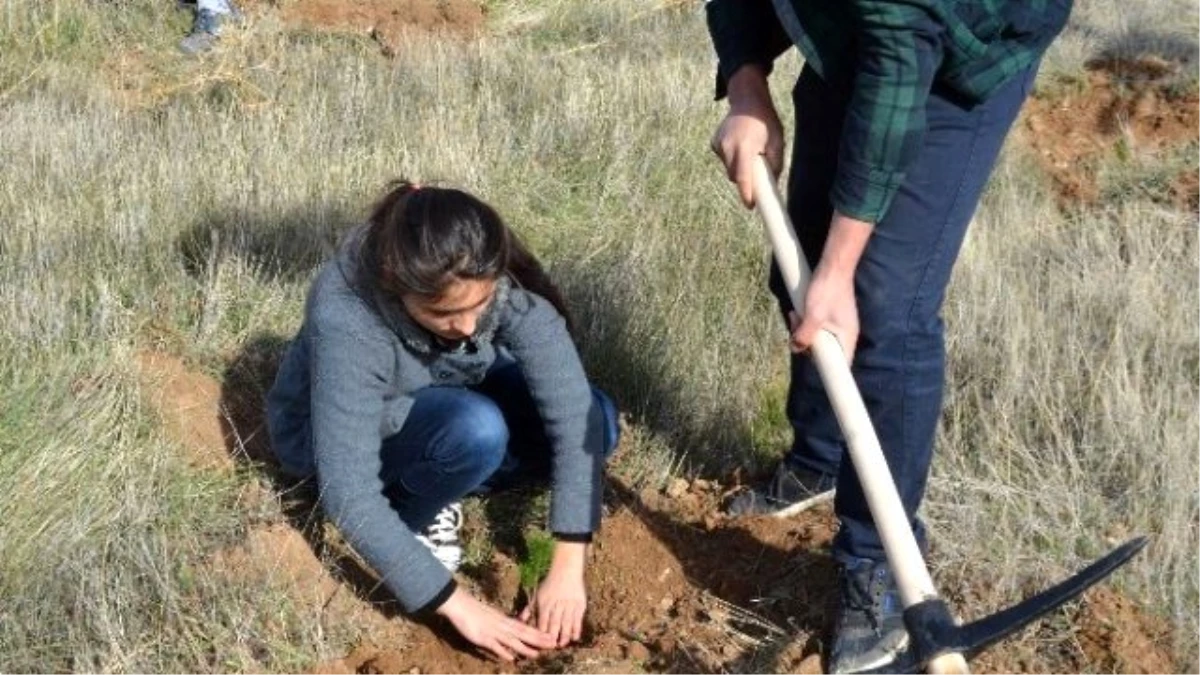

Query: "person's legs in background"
left=180, top=0, right=239, bottom=54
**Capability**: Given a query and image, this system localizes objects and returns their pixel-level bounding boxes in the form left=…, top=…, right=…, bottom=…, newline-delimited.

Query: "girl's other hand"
left=437, top=587, right=556, bottom=662
left=519, top=540, right=588, bottom=647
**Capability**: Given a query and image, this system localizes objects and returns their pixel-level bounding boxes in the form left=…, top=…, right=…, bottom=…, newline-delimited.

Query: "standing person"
left=179, top=0, right=239, bottom=54
left=267, top=181, right=620, bottom=661
left=706, top=1, right=1071, bottom=671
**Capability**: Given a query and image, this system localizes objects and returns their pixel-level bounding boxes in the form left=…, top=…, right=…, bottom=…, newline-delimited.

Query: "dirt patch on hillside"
left=137, top=350, right=235, bottom=472
left=101, top=1, right=484, bottom=108
left=276, top=0, right=483, bottom=34
left=142, top=350, right=1180, bottom=673
left=965, top=577, right=1179, bottom=675
left=251, top=0, right=485, bottom=53
left=1073, top=586, right=1177, bottom=674
left=1022, top=55, right=1199, bottom=208
left=1171, top=168, right=1199, bottom=210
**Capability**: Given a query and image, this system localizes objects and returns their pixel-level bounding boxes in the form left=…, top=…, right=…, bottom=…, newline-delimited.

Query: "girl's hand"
left=790, top=264, right=859, bottom=364
left=437, top=587, right=556, bottom=662
left=519, top=541, right=588, bottom=647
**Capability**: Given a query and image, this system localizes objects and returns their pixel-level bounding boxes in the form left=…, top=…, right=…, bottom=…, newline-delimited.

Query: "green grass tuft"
left=519, top=531, right=557, bottom=597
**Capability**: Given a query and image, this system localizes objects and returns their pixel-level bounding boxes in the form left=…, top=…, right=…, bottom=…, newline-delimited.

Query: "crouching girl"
left=266, top=181, right=619, bottom=661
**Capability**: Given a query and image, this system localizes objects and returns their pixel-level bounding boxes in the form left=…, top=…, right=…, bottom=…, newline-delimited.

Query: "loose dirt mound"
left=1022, top=55, right=1199, bottom=208
left=141, top=350, right=1181, bottom=673
left=304, top=483, right=837, bottom=675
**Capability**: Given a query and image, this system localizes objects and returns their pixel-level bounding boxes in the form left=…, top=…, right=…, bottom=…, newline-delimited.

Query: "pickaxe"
left=749, top=156, right=1148, bottom=674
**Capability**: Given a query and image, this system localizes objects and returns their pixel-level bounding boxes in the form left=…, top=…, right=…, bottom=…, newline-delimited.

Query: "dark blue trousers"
left=378, top=361, right=620, bottom=531
left=771, top=64, right=1039, bottom=562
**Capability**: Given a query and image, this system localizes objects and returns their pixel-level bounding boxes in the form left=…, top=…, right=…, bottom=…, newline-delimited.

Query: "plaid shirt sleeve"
left=706, top=0, right=1061, bottom=224
left=705, top=0, right=792, bottom=100
left=833, top=1, right=943, bottom=224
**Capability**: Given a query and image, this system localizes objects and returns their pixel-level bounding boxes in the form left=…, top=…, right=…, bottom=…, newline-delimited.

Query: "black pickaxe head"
left=861, top=536, right=1149, bottom=674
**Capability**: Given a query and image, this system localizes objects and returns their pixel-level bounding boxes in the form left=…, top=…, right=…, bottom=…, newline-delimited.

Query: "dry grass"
left=1042, top=0, right=1198, bottom=76
left=0, top=0, right=1195, bottom=671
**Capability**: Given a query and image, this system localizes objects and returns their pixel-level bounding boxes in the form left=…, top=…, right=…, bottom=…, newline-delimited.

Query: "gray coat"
left=267, top=228, right=604, bottom=613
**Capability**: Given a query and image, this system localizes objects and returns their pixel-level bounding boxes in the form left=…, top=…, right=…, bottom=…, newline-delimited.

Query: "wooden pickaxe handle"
left=751, top=156, right=970, bottom=675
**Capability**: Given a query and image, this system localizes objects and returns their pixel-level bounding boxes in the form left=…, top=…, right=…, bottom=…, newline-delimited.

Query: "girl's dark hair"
left=362, top=181, right=573, bottom=331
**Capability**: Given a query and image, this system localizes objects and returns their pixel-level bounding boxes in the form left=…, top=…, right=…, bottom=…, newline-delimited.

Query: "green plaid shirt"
left=706, top=0, right=1071, bottom=222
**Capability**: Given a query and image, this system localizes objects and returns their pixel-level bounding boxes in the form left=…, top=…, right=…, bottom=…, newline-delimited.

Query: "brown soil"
left=138, top=349, right=1183, bottom=674
left=1021, top=55, right=1199, bottom=208
left=300, top=482, right=839, bottom=675
left=1172, top=169, right=1199, bottom=212
left=104, top=1, right=485, bottom=109
left=136, top=350, right=234, bottom=472
left=1072, top=587, right=1177, bottom=674
left=964, top=579, right=1179, bottom=675
left=246, top=0, right=485, bottom=53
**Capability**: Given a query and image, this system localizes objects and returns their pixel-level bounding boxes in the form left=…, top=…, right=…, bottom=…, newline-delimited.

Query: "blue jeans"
left=771, top=64, right=1039, bottom=562
left=379, top=361, right=620, bottom=531
left=197, top=0, right=234, bottom=14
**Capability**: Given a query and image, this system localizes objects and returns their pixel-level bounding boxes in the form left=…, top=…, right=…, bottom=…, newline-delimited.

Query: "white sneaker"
left=415, top=502, right=464, bottom=572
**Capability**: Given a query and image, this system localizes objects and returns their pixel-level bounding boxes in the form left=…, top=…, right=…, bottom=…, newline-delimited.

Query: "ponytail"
left=363, top=179, right=575, bottom=333
left=506, top=235, right=575, bottom=335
